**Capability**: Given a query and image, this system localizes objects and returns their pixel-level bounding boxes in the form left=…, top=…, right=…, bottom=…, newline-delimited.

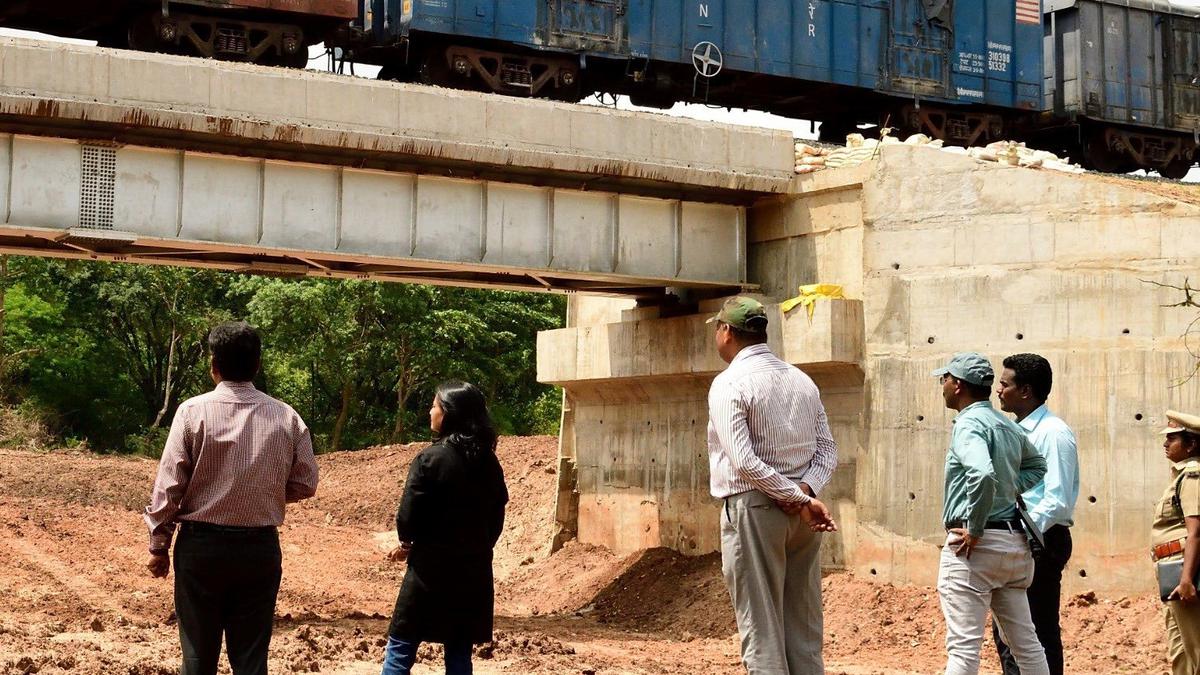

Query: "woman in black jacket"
left=381, top=381, right=509, bottom=675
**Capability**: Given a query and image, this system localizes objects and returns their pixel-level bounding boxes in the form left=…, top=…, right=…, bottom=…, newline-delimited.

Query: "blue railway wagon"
left=1044, top=0, right=1200, bottom=175
left=352, top=0, right=1043, bottom=143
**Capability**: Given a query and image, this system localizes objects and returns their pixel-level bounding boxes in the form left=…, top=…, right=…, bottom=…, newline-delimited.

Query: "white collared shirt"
left=707, top=343, right=838, bottom=502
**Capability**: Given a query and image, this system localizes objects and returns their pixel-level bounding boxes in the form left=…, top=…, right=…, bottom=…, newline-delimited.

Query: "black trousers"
left=173, top=522, right=283, bottom=675
left=993, top=525, right=1072, bottom=675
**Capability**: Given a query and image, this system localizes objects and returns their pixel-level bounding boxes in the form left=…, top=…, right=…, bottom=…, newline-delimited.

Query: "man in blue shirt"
left=992, top=353, right=1079, bottom=675
left=933, top=352, right=1049, bottom=675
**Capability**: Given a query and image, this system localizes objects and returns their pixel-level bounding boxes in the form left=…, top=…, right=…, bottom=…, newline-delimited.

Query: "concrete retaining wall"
left=753, top=145, right=1200, bottom=592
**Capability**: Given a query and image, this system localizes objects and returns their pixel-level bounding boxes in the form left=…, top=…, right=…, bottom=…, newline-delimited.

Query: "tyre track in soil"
left=2, top=534, right=132, bottom=619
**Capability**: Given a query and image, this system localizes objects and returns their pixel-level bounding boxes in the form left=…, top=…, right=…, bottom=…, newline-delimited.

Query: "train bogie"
left=0, top=0, right=356, bottom=65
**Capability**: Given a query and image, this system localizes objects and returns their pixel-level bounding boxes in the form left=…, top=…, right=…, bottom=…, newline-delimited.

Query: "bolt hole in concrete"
left=1088, top=496, right=1097, bottom=503
left=1079, top=570, right=1088, bottom=578
left=1122, top=328, right=1131, bottom=334
left=908, top=492, right=916, bottom=500
left=1136, top=413, right=1144, bottom=421
left=892, top=263, right=900, bottom=270
left=870, top=568, right=877, bottom=575
left=927, top=336, right=936, bottom=344
left=917, top=415, right=925, bottom=422
left=1016, top=333, right=1024, bottom=340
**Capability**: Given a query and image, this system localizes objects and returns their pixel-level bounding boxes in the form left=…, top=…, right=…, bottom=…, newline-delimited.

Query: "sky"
left=1, top=26, right=1195, bottom=179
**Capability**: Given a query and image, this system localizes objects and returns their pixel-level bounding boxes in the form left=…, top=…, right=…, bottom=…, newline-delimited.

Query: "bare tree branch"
left=1145, top=277, right=1200, bottom=387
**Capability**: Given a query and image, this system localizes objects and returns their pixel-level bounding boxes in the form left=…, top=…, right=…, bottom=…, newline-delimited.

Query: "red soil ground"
left=0, top=440, right=1170, bottom=674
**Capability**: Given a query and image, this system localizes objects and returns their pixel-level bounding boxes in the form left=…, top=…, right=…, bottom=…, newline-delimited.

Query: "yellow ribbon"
left=780, top=283, right=846, bottom=321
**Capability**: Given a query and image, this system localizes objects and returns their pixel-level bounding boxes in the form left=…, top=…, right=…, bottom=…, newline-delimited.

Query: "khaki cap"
left=1161, top=410, right=1200, bottom=435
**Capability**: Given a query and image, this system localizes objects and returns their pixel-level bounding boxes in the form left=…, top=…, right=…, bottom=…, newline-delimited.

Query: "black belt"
left=180, top=521, right=276, bottom=535
left=945, top=520, right=1024, bottom=532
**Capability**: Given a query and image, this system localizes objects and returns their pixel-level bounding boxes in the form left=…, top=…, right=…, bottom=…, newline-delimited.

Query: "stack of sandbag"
left=965, top=140, right=1084, bottom=173
left=793, top=132, right=1085, bottom=175
left=794, top=142, right=829, bottom=174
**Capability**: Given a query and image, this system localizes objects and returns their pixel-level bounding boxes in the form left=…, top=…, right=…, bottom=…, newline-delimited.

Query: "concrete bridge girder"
left=0, top=134, right=748, bottom=294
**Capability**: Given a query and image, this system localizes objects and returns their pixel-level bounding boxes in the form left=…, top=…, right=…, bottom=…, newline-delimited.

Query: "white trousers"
left=937, top=530, right=1049, bottom=675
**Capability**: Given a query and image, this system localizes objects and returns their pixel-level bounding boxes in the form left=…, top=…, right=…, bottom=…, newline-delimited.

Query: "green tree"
left=4, top=255, right=566, bottom=453
left=0, top=255, right=34, bottom=398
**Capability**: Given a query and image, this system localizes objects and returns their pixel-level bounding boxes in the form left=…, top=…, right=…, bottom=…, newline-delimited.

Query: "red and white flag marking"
left=1016, top=0, right=1041, bottom=25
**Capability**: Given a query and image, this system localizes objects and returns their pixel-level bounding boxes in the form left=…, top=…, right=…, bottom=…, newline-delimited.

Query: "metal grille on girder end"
left=79, top=145, right=116, bottom=230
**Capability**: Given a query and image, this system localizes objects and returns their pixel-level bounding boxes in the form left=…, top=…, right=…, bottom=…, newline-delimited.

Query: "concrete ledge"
left=537, top=299, right=864, bottom=385
left=0, top=38, right=795, bottom=202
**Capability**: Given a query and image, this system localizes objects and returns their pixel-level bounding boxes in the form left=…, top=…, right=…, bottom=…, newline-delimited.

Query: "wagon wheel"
left=1081, top=134, right=1127, bottom=174
left=1160, top=158, right=1194, bottom=180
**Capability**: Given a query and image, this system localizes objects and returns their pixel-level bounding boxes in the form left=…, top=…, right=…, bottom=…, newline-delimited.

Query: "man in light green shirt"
left=932, top=352, right=1048, bottom=675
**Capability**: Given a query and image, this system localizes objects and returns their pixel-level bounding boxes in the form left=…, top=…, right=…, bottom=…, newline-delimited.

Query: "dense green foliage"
left=0, top=256, right=565, bottom=454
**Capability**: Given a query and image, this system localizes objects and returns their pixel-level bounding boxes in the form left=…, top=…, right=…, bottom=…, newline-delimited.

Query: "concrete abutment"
left=538, top=145, right=1200, bottom=593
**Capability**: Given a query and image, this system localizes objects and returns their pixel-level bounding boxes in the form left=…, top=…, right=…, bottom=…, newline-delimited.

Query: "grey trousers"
left=720, top=490, right=824, bottom=675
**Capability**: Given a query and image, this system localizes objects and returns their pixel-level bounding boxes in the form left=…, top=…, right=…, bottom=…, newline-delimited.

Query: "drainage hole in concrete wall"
left=1079, top=569, right=1087, bottom=578
left=917, top=415, right=925, bottom=422
left=1136, top=413, right=1144, bottom=421
left=1122, top=328, right=1131, bottom=335
left=927, top=336, right=936, bottom=344
left=1016, top=333, right=1024, bottom=340
left=1088, top=496, right=1097, bottom=503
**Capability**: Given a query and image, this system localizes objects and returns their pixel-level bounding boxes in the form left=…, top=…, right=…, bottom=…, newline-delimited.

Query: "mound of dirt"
left=300, top=436, right=559, bottom=582
left=590, top=549, right=733, bottom=639
left=0, top=447, right=154, bottom=512
left=496, top=540, right=625, bottom=616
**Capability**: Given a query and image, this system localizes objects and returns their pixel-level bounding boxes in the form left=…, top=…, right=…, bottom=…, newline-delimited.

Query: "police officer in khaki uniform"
left=1152, top=410, right=1200, bottom=675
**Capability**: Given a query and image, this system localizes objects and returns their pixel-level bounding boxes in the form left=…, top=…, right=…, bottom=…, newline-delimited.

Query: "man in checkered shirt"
left=144, top=321, right=319, bottom=675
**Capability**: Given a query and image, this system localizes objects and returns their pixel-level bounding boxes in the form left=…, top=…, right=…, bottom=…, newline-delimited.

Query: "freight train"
left=2, top=0, right=1199, bottom=177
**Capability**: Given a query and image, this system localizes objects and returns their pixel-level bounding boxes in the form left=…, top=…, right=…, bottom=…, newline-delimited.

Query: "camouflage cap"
left=706, top=296, right=768, bottom=332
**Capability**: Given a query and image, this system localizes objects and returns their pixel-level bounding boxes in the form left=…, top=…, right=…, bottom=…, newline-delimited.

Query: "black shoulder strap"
left=1173, top=466, right=1200, bottom=510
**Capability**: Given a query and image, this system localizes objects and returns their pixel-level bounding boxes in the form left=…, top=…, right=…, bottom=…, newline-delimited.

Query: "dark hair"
left=1182, top=432, right=1200, bottom=455
left=435, top=381, right=498, bottom=458
left=207, top=321, right=261, bottom=382
left=725, top=317, right=768, bottom=345
left=1002, top=353, right=1053, bottom=402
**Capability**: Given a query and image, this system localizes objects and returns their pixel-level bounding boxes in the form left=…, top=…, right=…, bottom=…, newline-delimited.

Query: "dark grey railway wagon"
left=1045, top=0, right=1200, bottom=176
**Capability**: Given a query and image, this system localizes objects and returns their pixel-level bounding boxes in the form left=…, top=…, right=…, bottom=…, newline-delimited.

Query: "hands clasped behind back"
left=774, top=497, right=839, bottom=532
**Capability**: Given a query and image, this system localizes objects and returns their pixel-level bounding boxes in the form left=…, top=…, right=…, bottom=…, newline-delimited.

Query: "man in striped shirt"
left=144, top=321, right=319, bottom=675
left=706, top=296, right=839, bottom=674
